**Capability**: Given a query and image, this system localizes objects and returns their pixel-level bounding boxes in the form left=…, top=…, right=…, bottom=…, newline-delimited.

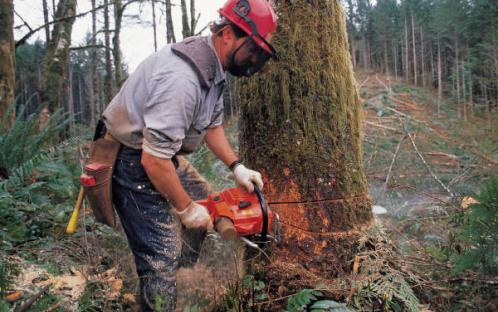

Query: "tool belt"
left=80, top=129, right=121, bottom=227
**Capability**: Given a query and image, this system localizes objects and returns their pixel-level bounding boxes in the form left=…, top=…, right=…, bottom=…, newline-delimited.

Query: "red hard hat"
left=219, top=0, right=277, bottom=56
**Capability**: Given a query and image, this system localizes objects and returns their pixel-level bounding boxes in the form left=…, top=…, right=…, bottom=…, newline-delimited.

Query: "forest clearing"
left=1, top=0, right=497, bottom=311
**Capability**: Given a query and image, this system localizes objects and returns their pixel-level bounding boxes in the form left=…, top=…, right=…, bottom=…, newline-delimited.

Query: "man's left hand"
left=233, top=164, right=264, bottom=193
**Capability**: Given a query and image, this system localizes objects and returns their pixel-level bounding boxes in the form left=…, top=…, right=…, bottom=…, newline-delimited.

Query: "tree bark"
left=165, top=0, right=176, bottom=43
left=42, top=0, right=51, bottom=46
left=152, top=0, right=157, bottom=52
left=238, top=0, right=372, bottom=275
left=0, top=0, right=15, bottom=127
left=180, top=0, right=191, bottom=39
left=103, top=0, right=113, bottom=105
left=41, top=0, right=77, bottom=112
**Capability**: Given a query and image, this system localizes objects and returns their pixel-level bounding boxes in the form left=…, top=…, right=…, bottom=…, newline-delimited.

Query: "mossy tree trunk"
left=41, top=0, right=77, bottom=113
left=238, top=0, right=372, bottom=275
left=0, top=0, right=15, bottom=127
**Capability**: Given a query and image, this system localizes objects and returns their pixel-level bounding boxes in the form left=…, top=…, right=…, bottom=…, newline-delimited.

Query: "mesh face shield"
left=229, top=35, right=273, bottom=77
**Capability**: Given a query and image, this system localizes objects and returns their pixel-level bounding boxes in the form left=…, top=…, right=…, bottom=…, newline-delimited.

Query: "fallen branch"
left=387, top=96, right=424, bottom=111
left=404, top=126, right=454, bottom=197
left=18, top=284, right=51, bottom=312
left=365, top=121, right=403, bottom=134
left=385, top=135, right=407, bottom=189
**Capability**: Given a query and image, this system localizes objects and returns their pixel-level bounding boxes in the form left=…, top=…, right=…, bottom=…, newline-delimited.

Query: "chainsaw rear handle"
left=215, top=217, right=237, bottom=240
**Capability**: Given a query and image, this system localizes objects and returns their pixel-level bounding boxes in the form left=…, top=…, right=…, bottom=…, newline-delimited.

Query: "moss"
left=238, top=0, right=371, bottom=233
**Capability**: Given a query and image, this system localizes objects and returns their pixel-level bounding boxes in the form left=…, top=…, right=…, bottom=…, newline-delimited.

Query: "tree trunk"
left=455, top=34, right=460, bottom=116
left=0, top=0, right=15, bottom=127
left=152, top=0, right=158, bottom=52
left=404, top=16, right=409, bottom=81
left=89, top=0, right=97, bottom=127
left=113, top=0, right=124, bottom=88
left=190, top=0, right=196, bottom=36
left=165, top=0, right=176, bottom=43
left=238, top=0, right=372, bottom=275
left=41, top=0, right=77, bottom=112
left=384, top=38, right=389, bottom=75
left=393, top=40, right=398, bottom=80
left=103, top=0, right=113, bottom=105
left=421, top=26, right=426, bottom=87
left=437, top=37, right=442, bottom=117
left=411, top=11, right=417, bottom=85
left=42, top=0, right=51, bottom=46
left=430, top=41, right=434, bottom=88
left=362, top=35, right=368, bottom=69
left=181, top=0, right=191, bottom=39
left=67, top=63, right=74, bottom=132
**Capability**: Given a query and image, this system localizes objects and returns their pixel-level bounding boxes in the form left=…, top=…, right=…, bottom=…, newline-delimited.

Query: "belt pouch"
left=80, top=137, right=120, bottom=227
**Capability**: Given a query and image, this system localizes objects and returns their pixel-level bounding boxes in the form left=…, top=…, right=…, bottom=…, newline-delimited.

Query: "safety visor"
left=237, top=35, right=274, bottom=76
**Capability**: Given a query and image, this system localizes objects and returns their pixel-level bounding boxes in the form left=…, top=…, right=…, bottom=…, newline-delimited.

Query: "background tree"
left=40, top=0, right=77, bottom=113
left=238, top=0, right=372, bottom=275
left=0, top=0, right=16, bottom=127
left=165, top=0, right=176, bottom=43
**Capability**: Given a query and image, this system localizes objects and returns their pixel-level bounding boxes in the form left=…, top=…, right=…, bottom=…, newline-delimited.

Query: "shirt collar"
left=207, top=35, right=226, bottom=85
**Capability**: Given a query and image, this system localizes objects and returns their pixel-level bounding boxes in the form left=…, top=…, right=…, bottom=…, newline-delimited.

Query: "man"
left=101, top=0, right=277, bottom=310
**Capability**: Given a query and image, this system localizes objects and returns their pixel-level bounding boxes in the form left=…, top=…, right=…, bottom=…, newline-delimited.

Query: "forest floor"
left=1, top=71, right=496, bottom=311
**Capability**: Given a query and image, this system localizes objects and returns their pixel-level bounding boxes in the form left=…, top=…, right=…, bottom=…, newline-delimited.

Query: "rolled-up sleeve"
left=142, top=74, right=201, bottom=159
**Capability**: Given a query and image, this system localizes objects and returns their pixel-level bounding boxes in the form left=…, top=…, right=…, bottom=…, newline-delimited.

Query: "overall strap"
left=171, top=37, right=218, bottom=89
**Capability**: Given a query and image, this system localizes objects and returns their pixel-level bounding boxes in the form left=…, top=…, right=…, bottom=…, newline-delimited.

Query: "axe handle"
left=66, top=186, right=85, bottom=235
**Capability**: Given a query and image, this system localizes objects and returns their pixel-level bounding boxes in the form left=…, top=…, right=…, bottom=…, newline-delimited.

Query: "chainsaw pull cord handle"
left=253, top=183, right=268, bottom=241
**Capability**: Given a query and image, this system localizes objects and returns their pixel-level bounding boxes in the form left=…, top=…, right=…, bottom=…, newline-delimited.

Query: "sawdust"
left=10, top=257, right=125, bottom=309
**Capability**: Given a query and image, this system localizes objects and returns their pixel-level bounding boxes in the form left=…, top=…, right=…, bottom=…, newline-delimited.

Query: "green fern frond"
left=287, top=289, right=323, bottom=312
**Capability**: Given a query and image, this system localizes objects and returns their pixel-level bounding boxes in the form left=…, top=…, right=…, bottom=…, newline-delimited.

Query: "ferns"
left=0, top=107, right=80, bottom=192
left=452, top=178, right=498, bottom=275
left=360, top=274, right=419, bottom=312
left=287, top=289, right=352, bottom=312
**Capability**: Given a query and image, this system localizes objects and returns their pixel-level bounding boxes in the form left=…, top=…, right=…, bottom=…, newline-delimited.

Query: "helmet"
left=219, top=0, right=277, bottom=57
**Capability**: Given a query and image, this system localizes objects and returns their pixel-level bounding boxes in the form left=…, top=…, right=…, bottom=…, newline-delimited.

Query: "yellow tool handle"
left=66, top=186, right=85, bottom=235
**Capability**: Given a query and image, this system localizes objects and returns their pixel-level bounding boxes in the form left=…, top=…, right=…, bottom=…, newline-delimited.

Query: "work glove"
left=174, top=201, right=213, bottom=230
left=233, top=164, right=264, bottom=193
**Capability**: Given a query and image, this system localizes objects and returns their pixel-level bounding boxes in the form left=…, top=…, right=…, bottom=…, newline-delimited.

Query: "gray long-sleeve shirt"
left=103, top=36, right=226, bottom=159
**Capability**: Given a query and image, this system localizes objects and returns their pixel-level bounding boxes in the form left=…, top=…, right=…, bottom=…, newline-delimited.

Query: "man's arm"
left=204, top=125, right=238, bottom=167
left=204, top=125, right=264, bottom=192
left=141, top=151, right=191, bottom=211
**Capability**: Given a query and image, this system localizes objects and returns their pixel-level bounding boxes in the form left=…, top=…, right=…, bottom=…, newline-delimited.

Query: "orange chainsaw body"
left=196, top=187, right=275, bottom=238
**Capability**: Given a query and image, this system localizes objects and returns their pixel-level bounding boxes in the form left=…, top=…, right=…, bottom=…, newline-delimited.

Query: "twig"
left=18, top=284, right=51, bottom=312
left=384, top=134, right=407, bottom=189
left=358, top=76, right=370, bottom=89
left=404, top=126, right=454, bottom=197
left=14, top=10, right=33, bottom=32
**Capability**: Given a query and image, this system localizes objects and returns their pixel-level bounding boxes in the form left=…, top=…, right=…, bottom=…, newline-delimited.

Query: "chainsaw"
left=196, top=184, right=281, bottom=246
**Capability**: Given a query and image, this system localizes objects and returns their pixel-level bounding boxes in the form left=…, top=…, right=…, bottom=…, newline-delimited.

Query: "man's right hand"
left=174, top=201, right=213, bottom=230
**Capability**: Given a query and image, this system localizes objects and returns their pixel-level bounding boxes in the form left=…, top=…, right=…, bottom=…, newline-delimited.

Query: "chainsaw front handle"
left=253, top=183, right=269, bottom=240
